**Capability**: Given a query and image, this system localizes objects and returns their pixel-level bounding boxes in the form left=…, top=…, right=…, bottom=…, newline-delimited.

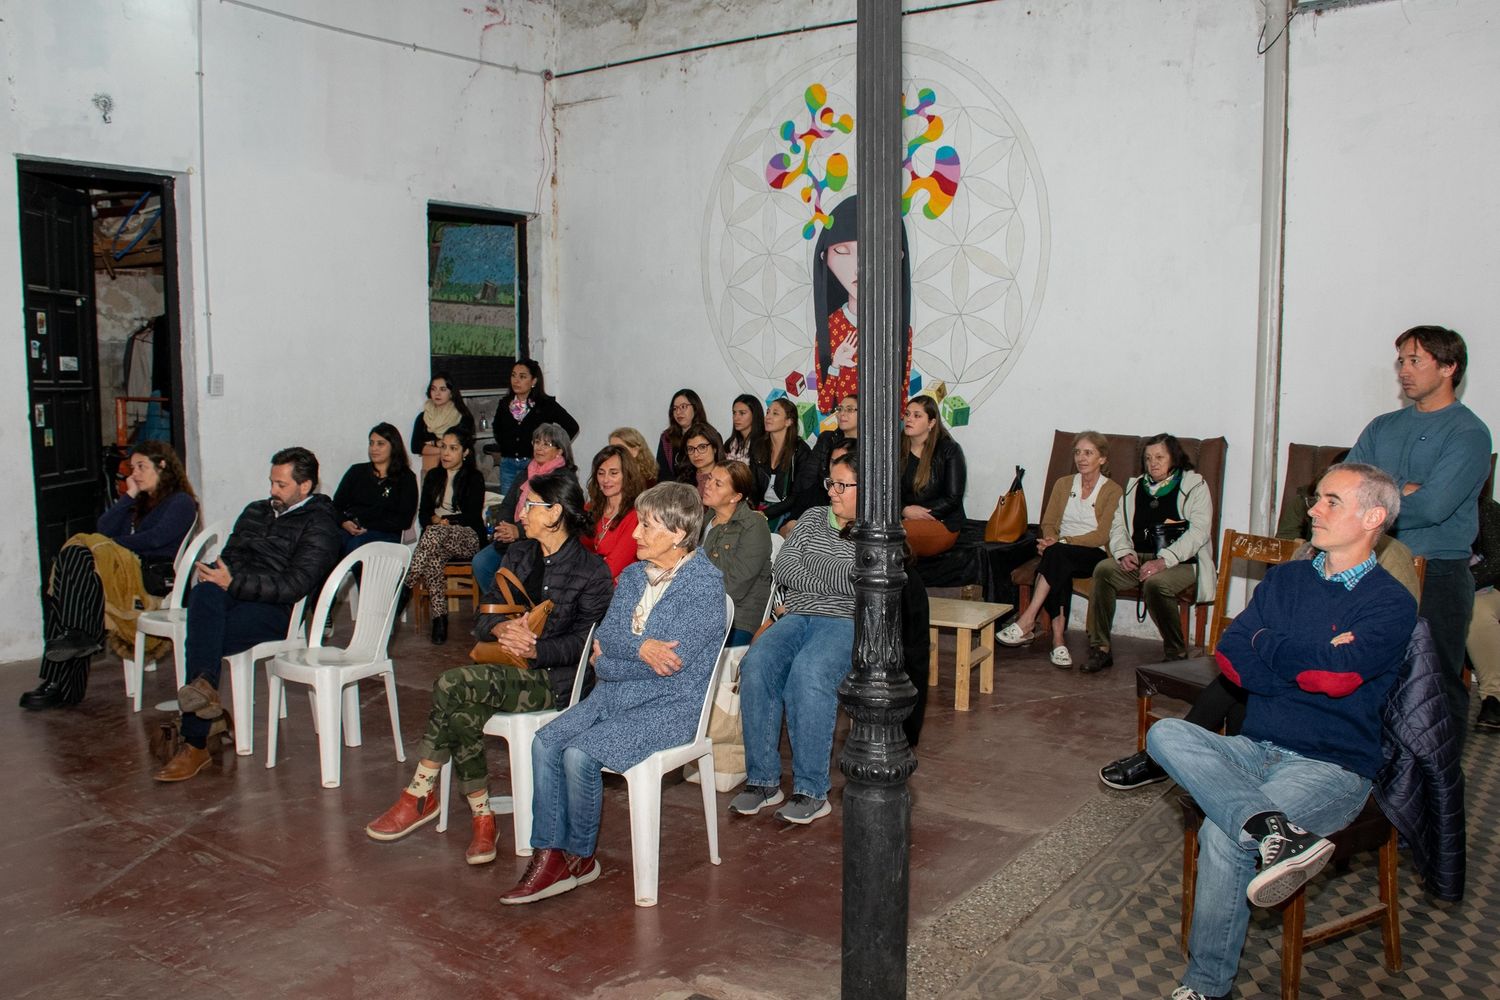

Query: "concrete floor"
left=1, top=603, right=1171, bottom=1000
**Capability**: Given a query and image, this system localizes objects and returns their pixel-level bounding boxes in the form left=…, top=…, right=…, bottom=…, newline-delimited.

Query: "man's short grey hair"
left=1323, top=462, right=1401, bottom=531
left=532, top=422, right=574, bottom=469
left=635, top=482, right=704, bottom=551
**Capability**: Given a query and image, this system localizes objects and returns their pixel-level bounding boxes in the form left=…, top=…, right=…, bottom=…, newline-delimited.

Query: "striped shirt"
left=774, top=506, right=856, bottom=618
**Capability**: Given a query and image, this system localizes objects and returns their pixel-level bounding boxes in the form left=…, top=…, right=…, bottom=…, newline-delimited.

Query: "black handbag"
left=142, top=560, right=176, bottom=598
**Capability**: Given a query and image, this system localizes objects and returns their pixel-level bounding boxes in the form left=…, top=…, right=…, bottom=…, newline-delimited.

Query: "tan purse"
left=469, top=567, right=555, bottom=667
left=984, top=466, right=1028, bottom=543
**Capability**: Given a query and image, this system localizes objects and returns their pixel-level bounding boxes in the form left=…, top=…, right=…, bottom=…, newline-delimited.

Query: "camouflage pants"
left=415, top=663, right=554, bottom=793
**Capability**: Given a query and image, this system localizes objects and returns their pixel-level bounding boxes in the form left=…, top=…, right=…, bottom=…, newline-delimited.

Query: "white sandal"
left=1050, top=646, right=1073, bottom=668
left=997, top=622, right=1038, bottom=647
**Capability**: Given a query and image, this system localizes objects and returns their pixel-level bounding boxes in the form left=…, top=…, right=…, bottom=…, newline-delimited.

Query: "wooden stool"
left=413, top=563, right=478, bottom=624
left=927, top=597, right=1011, bottom=710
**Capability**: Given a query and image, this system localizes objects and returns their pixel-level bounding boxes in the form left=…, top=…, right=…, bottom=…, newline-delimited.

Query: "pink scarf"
left=514, top=455, right=567, bottom=521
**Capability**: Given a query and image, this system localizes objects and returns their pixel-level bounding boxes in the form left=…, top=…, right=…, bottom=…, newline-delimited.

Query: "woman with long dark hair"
left=410, top=372, right=475, bottom=473
left=725, top=394, right=766, bottom=466
left=679, top=422, right=725, bottom=500
left=484, top=359, right=579, bottom=495
left=401, top=428, right=486, bottom=644
left=582, top=444, right=646, bottom=582
left=20, top=441, right=199, bottom=711
left=899, top=395, right=968, bottom=557
left=656, top=389, right=708, bottom=483
left=756, top=397, right=814, bottom=532
left=333, top=423, right=420, bottom=555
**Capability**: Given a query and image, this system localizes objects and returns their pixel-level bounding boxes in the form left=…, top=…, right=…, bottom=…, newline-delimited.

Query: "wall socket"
left=207, top=373, right=225, bottom=397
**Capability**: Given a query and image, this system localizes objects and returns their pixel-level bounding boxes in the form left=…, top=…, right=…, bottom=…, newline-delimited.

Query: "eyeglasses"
left=672, top=403, right=694, bottom=412
left=824, top=478, right=858, bottom=495
left=686, top=443, right=713, bottom=454
left=523, top=500, right=555, bottom=511
left=835, top=404, right=858, bottom=414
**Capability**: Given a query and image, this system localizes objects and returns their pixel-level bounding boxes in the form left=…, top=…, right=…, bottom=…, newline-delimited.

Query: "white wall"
left=0, top=0, right=556, bottom=660
left=1281, top=0, right=1500, bottom=450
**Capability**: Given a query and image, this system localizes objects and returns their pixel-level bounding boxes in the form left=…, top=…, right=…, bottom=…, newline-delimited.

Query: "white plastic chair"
left=603, top=592, right=734, bottom=907
left=123, top=517, right=229, bottom=712
left=768, top=530, right=784, bottom=566
left=263, top=542, right=413, bottom=787
left=222, top=595, right=307, bottom=756
left=434, top=625, right=596, bottom=855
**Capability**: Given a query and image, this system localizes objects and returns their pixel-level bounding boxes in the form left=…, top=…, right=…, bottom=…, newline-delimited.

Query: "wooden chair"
left=1178, top=794, right=1400, bottom=1000
left=1135, top=529, right=1298, bottom=749
left=1011, top=431, right=1227, bottom=652
left=413, top=562, right=479, bottom=624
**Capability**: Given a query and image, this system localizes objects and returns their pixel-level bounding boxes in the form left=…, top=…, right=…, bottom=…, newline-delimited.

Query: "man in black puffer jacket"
left=155, top=447, right=343, bottom=782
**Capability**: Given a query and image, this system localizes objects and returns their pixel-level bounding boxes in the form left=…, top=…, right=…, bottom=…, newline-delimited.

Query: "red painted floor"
left=1, top=606, right=1166, bottom=999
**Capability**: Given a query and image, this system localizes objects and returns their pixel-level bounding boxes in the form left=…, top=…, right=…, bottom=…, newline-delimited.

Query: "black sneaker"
left=1476, top=696, right=1500, bottom=732
left=1080, top=648, right=1113, bottom=674
left=1246, top=814, right=1333, bottom=906
left=1099, top=750, right=1168, bottom=790
left=44, top=629, right=105, bottom=662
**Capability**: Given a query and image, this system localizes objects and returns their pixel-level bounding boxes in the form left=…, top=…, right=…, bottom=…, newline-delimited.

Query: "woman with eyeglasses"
left=332, top=423, right=420, bottom=556
left=780, top=392, right=859, bottom=537
left=701, top=461, right=773, bottom=645
left=678, top=422, right=725, bottom=501
left=367, top=473, right=613, bottom=865
left=730, top=452, right=859, bottom=827
left=399, top=427, right=486, bottom=644
left=900, top=395, right=968, bottom=557
left=409, top=372, right=475, bottom=474
left=472, top=422, right=576, bottom=596
left=656, top=389, right=708, bottom=483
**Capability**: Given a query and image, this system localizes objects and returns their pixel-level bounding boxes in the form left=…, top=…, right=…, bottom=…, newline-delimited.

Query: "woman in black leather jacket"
left=900, top=395, right=967, bottom=557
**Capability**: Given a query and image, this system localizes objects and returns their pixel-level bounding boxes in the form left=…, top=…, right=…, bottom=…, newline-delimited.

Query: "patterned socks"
left=467, top=791, right=493, bottom=818
left=405, top=761, right=440, bottom=799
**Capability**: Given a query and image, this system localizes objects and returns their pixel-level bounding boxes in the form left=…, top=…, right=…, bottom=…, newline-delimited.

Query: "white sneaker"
left=1049, top=645, right=1072, bottom=668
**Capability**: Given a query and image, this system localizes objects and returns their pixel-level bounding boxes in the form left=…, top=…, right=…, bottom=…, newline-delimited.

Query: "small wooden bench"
left=928, top=597, right=1011, bottom=711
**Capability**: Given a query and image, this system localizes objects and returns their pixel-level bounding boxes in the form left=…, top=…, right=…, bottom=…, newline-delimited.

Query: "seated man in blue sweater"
left=1148, top=463, right=1418, bottom=1000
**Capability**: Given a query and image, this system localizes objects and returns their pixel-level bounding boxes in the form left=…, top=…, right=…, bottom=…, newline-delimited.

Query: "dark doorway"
left=18, top=162, right=184, bottom=595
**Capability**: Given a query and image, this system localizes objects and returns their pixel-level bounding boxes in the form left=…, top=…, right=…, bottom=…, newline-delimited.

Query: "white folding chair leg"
left=437, top=760, right=453, bottom=833
left=342, top=684, right=363, bottom=748
left=383, top=670, right=405, bottom=763
left=227, top=656, right=255, bottom=757
left=313, top=676, right=344, bottom=788
left=308, top=690, right=320, bottom=733
left=697, top=749, right=721, bottom=865
left=507, top=737, right=537, bottom=857
left=126, top=631, right=146, bottom=712
left=172, top=644, right=187, bottom=689
left=623, top=762, right=665, bottom=907
left=265, top=672, right=285, bottom=768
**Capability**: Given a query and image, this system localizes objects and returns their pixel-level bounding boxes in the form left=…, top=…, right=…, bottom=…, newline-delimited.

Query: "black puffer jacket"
left=472, top=537, right=613, bottom=707
left=1374, top=618, right=1465, bottom=901
left=220, top=494, right=344, bottom=606
left=901, top=436, right=968, bottom=532
left=484, top=393, right=579, bottom=460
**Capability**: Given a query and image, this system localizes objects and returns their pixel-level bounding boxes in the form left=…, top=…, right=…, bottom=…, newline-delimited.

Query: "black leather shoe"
left=431, top=614, right=448, bottom=645
left=1080, top=648, right=1114, bottom=674
left=1477, top=696, right=1500, bottom=732
left=1100, top=750, right=1168, bottom=790
left=19, top=681, right=68, bottom=711
left=44, top=629, right=104, bottom=663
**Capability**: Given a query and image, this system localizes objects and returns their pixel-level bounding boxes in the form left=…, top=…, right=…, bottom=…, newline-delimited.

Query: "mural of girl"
left=812, top=195, right=913, bottom=416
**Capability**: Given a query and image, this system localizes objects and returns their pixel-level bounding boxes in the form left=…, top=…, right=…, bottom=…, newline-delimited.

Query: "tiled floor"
left=1, top=605, right=1178, bottom=1000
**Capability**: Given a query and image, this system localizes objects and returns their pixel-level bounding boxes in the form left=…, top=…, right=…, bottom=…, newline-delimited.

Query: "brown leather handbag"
left=984, top=466, right=1028, bottom=543
left=469, top=567, right=555, bottom=667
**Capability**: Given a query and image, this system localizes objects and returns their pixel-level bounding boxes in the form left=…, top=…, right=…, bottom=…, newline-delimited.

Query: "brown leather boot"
left=465, top=813, right=498, bottom=865
left=176, top=677, right=223, bottom=719
left=154, top=744, right=212, bottom=782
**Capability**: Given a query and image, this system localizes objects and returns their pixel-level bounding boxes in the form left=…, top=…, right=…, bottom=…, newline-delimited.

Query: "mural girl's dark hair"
left=812, top=196, right=911, bottom=404
left=369, top=422, right=411, bottom=474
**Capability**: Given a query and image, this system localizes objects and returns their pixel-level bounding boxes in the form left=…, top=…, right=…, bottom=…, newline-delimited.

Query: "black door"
left=20, top=171, right=102, bottom=589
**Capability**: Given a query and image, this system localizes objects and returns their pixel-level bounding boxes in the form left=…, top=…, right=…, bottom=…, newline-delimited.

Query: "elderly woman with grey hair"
left=501, top=482, right=728, bottom=904
left=473, top=421, right=577, bottom=590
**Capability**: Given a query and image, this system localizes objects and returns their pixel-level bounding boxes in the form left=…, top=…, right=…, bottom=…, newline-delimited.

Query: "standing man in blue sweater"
left=1348, top=326, right=1491, bottom=732
left=1148, top=463, right=1417, bottom=1000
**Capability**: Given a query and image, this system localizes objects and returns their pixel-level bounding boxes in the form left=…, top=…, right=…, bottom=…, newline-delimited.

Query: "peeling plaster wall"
left=549, top=0, right=1264, bottom=638
left=0, top=0, right=556, bottom=661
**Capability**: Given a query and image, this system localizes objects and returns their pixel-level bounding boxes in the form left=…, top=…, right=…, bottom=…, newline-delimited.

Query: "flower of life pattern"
left=700, top=43, right=1051, bottom=414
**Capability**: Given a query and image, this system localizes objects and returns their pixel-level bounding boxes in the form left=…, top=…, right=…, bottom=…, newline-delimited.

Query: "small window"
left=427, top=205, right=528, bottom=389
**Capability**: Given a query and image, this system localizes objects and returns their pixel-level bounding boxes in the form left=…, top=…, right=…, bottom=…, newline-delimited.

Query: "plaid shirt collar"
left=1312, top=550, right=1378, bottom=591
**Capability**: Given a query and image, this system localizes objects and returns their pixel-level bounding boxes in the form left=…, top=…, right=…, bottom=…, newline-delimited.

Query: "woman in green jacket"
left=701, top=461, right=773, bottom=645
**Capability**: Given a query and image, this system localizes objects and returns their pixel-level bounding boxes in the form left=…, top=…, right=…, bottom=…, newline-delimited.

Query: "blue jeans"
left=529, top=735, right=605, bottom=857
left=1147, top=719, right=1370, bottom=997
left=497, top=457, right=529, bottom=496
left=471, top=542, right=503, bottom=596
left=740, top=613, right=855, bottom=799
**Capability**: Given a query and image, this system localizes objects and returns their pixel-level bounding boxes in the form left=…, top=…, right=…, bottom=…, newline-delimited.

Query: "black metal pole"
left=839, top=2, right=916, bottom=997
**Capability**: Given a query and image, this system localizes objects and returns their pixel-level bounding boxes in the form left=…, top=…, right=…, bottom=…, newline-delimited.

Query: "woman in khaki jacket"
left=997, top=431, right=1123, bottom=667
